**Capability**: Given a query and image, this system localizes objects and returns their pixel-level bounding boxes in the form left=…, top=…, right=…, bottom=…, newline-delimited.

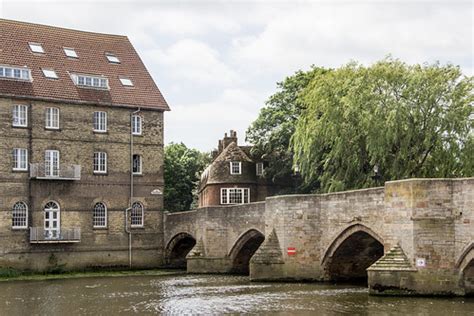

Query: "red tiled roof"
left=0, top=19, right=170, bottom=111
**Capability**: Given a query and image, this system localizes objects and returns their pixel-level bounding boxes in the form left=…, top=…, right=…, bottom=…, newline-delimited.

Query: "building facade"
left=0, top=19, right=169, bottom=271
left=198, top=130, right=276, bottom=207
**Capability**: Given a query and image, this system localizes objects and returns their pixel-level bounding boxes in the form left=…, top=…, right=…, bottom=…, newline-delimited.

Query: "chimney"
left=218, top=130, right=238, bottom=154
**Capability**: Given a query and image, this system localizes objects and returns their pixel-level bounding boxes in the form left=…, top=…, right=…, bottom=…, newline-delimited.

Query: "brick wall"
left=0, top=97, right=165, bottom=271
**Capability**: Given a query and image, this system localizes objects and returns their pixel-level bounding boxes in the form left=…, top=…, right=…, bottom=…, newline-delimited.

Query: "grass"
left=0, top=267, right=185, bottom=282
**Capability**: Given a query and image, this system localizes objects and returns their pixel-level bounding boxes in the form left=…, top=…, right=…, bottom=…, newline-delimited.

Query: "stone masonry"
left=164, top=178, right=474, bottom=296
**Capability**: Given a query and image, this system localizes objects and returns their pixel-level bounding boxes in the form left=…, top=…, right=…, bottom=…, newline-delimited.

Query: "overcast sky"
left=1, top=0, right=472, bottom=151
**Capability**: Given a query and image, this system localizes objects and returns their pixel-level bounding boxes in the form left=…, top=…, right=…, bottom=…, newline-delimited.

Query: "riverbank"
left=0, top=268, right=184, bottom=282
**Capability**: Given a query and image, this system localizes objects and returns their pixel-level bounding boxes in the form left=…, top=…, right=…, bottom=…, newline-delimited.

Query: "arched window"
left=44, top=201, right=60, bottom=239
left=93, top=202, right=107, bottom=228
left=131, top=202, right=144, bottom=227
left=12, top=202, right=28, bottom=229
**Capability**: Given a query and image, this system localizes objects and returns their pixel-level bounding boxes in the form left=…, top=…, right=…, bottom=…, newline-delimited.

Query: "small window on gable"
left=230, top=161, right=241, bottom=175
left=42, top=68, right=58, bottom=79
left=256, top=163, right=264, bottom=176
left=29, top=43, right=44, bottom=53
left=63, top=47, right=78, bottom=58
left=106, top=53, right=120, bottom=64
left=120, top=77, right=133, bottom=86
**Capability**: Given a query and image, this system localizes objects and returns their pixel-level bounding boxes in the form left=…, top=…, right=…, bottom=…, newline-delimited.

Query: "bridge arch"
left=165, top=232, right=196, bottom=269
left=228, top=229, right=265, bottom=275
left=322, top=224, right=384, bottom=282
left=456, top=243, right=474, bottom=296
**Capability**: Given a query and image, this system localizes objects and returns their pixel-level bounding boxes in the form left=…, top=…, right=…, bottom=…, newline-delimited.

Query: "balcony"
left=30, top=163, right=81, bottom=180
left=30, top=227, right=81, bottom=244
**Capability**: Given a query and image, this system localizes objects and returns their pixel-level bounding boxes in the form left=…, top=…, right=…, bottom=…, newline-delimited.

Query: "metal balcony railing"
left=29, top=163, right=81, bottom=180
left=30, top=227, right=81, bottom=243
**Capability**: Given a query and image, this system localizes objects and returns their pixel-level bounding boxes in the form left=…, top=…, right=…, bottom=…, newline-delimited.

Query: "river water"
left=0, top=274, right=472, bottom=315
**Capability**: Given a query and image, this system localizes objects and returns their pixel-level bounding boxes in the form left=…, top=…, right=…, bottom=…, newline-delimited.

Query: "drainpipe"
left=126, top=108, right=141, bottom=268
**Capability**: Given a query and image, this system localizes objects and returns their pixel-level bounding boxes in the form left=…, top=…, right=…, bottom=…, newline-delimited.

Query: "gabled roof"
left=0, top=19, right=169, bottom=111
left=214, top=142, right=252, bottom=163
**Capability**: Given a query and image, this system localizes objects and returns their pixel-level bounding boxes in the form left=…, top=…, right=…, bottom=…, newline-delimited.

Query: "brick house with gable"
left=0, top=19, right=169, bottom=270
left=198, top=130, right=277, bottom=207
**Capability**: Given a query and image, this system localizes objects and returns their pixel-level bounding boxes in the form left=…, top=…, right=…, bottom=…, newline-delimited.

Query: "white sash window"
left=45, top=107, right=60, bottom=129
left=220, top=188, right=250, bottom=205
left=93, top=111, right=107, bottom=132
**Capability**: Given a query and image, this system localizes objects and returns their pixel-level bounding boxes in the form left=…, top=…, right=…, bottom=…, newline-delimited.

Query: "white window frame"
left=93, top=202, right=107, bottom=228
left=132, top=115, right=142, bottom=135
left=0, top=66, right=31, bottom=81
left=12, top=201, right=28, bottom=229
left=42, top=68, right=58, bottom=79
left=44, top=201, right=60, bottom=239
left=13, top=148, right=28, bottom=171
left=29, top=42, right=44, bottom=53
left=93, top=152, right=107, bottom=174
left=45, top=150, right=60, bottom=177
left=132, top=154, right=142, bottom=175
left=63, top=47, right=78, bottom=58
left=230, top=161, right=242, bottom=175
left=12, top=104, right=28, bottom=127
left=45, top=107, right=60, bottom=130
left=106, top=53, right=120, bottom=64
left=130, top=202, right=144, bottom=227
left=220, top=188, right=250, bottom=205
left=256, top=162, right=264, bottom=176
left=70, top=73, right=109, bottom=90
left=93, top=111, right=107, bottom=132
left=119, top=77, right=134, bottom=86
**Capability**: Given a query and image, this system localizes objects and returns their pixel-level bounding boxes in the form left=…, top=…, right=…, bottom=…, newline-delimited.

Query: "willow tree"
left=246, top=67, right=329, bottom=193
left=292, top=59, right=473, bottom=193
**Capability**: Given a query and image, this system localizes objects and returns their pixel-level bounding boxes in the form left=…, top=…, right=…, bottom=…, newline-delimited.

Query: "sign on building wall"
left=287, top=247, right=296, bottom=256
left=416, top=258, right=426, bottom=267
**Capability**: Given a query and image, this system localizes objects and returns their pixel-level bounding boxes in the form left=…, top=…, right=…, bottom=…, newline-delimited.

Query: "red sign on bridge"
left=287, top=247, right=296, bottom=256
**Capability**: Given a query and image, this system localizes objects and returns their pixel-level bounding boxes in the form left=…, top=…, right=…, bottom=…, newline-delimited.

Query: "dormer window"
left=42, top=68, right=58, bottom=79
left=70, top=73, right=109, bottom=89
left=0, top=65, right=31, bottom=81
left=230, top=161, right=242, bottom=175
left=106, top=53, right=120, bottom=64
left=29, top=43, right=44, bottom=53
left=119, top=77, right=133, bottom=86
left=63, top=47, right=78, bottom=58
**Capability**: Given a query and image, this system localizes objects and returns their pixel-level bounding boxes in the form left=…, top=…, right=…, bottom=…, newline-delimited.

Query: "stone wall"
left=0, top=97, right=165, bottom=271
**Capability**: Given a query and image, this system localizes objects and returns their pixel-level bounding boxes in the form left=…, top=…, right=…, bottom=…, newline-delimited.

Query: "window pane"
left=131, top=202, right=143, bottom=226
left=93, top=202, right=107, bottom=228
left=12, top=202, right=28, bottom=228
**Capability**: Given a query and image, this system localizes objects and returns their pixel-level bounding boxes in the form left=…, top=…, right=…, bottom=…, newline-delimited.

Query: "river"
left=0, top=274, right=472, bottom=315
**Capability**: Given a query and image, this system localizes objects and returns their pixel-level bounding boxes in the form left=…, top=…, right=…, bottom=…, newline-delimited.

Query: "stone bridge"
left=163, top=178, right=473, bottom=296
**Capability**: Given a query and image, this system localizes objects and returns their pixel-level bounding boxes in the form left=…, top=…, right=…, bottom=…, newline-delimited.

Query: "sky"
left=1, top=0, right=472, bottom=151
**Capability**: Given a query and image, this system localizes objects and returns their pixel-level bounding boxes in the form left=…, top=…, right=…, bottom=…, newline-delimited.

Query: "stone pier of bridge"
left=163, top=178, right=474, bottom=296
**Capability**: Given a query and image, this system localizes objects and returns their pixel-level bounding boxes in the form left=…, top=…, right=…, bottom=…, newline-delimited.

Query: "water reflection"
left=0, top=274, right=472, bottom=315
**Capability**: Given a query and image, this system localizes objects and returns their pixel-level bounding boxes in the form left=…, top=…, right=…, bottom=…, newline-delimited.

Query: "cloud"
left=231, top=2, right=473, bottom=75
left=165, top=88, right=266, bottom=150
left=145, top=39, right=240, bottom=88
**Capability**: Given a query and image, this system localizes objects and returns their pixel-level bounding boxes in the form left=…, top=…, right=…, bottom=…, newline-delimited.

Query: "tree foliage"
left=246, top=67, right=329, bottom=193
left=164, top=143, right=211, bottom=212
left=292, top=59, right=473, bottom=192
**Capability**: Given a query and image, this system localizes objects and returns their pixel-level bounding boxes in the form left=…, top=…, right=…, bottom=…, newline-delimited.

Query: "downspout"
left=126, top=108, right=141, bottom=268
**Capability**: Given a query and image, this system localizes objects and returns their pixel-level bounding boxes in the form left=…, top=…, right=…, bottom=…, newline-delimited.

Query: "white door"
left=44, top=201, right=60, bottom=239
left=45, top=150, right=59, bottom=177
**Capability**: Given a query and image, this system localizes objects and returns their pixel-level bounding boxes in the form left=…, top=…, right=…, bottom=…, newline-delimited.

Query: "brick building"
left=198, top=130, right=276, bottom=207
left=0, top=19, right=169, bottom=271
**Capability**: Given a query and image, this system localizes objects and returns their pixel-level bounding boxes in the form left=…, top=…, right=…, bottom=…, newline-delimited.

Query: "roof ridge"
left=0, top=18, right=128, bottom=39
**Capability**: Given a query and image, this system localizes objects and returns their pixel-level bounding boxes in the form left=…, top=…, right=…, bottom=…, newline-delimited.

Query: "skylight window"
left=42, top=69, right=58, bottom=79
left=29, top=43, right=44, bottom=53
left=63, top=47, right=78, bottom=58
left=119, top=77, right=133, bottom=86
left=70, top=73, right=109, bottom=89
left=106, top=53, right=120, bottom=64
left=0, top=65, right=31, bottom=81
